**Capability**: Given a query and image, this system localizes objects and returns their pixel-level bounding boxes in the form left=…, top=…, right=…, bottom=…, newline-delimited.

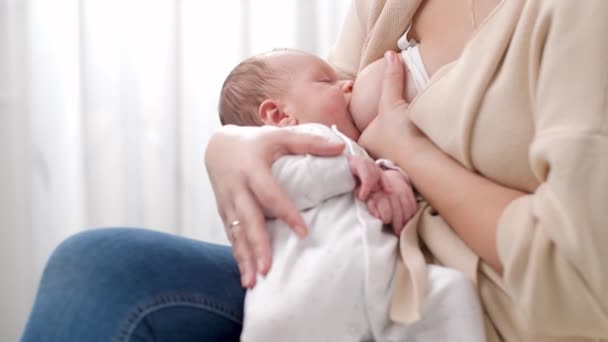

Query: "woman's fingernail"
left=241, top=273, right=249, bottom=287
left=297, top=225, right=308, bottom=238
left=257, top=257, right=266, bottom=272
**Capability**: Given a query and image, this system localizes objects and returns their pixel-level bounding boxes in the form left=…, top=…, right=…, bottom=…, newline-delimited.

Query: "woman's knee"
left=44, top=227, right=242, bottom=297
left=49, top=228, right=132, bottom=259
left=42, top=228, right=153, bottom=288
left=26, top=228, right=245, bottom=341
left=47, top=228, right=147, bottom=269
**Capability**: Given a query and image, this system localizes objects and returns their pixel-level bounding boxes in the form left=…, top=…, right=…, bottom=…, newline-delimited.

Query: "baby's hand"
left=366, top=170, right=417, bottom=236
left=347, top=155, right=385, bottom=200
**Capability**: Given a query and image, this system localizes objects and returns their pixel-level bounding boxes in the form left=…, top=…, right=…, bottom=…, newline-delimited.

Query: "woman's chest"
left=408, top=0, right=539, bottom=192
left=409, top=59, right=539, bottom=193
left=411, top=0, right=503, bottom=76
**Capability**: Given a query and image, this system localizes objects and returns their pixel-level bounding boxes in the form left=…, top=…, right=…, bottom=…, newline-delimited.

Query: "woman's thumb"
left=379, top=51, right=406, bottom=111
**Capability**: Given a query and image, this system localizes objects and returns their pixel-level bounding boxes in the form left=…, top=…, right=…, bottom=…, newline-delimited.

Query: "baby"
left=217, top=50, right=485, bottom=342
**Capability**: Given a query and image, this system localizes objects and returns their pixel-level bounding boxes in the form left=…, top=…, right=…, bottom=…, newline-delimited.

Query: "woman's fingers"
left=274, top=129, right=345, bottom=159
left=249, top=169, right=308, bottom=239
left=357, top=52, right=409, bottom=159
left=221, top=191, right=257, bottom=288
left=379, top=51, right=407, bottom=114
left=230, top=226, right=256, bottom=288
left=233, top=188, right=272, bottom=278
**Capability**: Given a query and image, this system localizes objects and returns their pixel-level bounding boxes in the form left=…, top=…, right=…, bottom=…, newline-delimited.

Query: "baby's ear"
left=259, top=99, right=294, bottom=126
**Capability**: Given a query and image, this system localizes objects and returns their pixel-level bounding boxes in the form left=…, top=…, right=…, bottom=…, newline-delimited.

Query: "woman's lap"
left=21, top=227, right=245, bottom=342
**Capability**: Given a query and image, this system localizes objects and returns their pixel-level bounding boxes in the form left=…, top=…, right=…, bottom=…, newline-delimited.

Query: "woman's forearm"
left=396, top=137, right=525, bottom=274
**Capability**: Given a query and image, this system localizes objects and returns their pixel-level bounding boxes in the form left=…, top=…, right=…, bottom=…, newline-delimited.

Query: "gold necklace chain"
left=470, top=0, right=477, bottom=29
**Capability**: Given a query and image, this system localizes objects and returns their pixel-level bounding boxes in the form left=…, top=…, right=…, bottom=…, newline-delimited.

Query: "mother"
left=207, top=0, right=608, bottom=340
left=22, top=0, right=608, bottom=341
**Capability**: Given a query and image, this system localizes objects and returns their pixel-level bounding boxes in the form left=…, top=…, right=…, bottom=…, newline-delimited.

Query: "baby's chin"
left=350, top=105, right=372, bottom=137
left=338, top=125, right=361, bottom=141
left=344, top=128, right=361, bottom=142
left=336, top=117, right=361, bottom=142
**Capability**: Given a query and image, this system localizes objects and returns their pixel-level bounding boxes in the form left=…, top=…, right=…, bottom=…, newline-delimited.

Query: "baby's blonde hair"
left=218, top=56, right=283, bottom=126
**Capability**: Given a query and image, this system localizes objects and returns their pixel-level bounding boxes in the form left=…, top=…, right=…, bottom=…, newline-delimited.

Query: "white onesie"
left=241, top=123, right=486, bottom=342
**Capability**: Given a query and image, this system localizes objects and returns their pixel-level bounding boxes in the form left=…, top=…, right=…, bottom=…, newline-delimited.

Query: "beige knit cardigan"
left=328, top=0, right=608, bottom=341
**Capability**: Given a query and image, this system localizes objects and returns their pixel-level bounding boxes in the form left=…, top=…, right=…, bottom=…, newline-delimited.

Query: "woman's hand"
left=205, top=125, right=345, bottom=287
left=359, top=52, right=520, bottom=273
left=358, top=51, right=430, bottom=162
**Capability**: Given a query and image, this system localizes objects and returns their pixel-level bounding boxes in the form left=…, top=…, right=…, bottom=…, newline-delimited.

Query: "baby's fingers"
left=367, top=195, right=381, bottom=219
left=376, top=195, right=392, bottom=224
left=389, top=194, right=405, bottom=236
left=380, top=172, right=393, bottom=193
left=357, top=164, right=381, bottom=200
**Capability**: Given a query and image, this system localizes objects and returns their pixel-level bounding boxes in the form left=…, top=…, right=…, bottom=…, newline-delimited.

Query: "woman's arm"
left=491, top=1, right=608, bottom=335
left=385, top=128, right=523, bottom=273
left=365, top=2, right=608, bottom=332
left=205, top=125, right=345, bottom=287
left=359, top=51, right=523, bottom=273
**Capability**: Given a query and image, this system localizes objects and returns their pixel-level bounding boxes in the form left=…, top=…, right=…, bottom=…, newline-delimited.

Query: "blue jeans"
left=21, top=228, right=245, bottom=341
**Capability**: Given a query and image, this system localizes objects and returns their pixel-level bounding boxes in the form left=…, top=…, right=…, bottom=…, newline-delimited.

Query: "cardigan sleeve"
left=496, top=0, right=608, bottom=338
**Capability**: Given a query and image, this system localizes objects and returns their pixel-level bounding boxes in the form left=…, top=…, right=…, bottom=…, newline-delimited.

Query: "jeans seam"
left=115, top=293, right=243, bottom=342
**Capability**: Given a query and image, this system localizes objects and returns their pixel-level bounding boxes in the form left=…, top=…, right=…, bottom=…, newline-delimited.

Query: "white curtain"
left=0, top=0, right=350, bottom=339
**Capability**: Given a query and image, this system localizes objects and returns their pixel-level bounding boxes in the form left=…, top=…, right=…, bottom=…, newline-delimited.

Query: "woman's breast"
left=408, top=0, right=538, bottom=194
left=469, top=76, right=538, bottom=193
left=409, top=56, right=539, bottom=194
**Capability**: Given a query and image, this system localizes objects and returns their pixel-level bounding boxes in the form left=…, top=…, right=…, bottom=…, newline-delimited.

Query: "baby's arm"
left=271, top=123, right=417, bottom=234
left=268, top=124, right=357, bottom=215
left=271, top=155, right=353, bottom=213
left=270, top=124, right=395, bottom=214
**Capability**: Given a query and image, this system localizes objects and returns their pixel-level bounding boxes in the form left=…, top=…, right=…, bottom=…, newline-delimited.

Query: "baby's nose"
left=340, top=80, right=354, bottom=93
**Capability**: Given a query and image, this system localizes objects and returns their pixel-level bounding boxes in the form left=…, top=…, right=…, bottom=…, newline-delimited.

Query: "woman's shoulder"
left=532, top=0, right=607, bottom=18
left=357, top=0, right=423, bottom=69
left=328, top=0, right=421, bottom=77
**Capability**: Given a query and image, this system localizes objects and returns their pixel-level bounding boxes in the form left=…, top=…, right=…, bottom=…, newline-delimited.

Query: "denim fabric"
left=21, top=228, right=245, bottom=342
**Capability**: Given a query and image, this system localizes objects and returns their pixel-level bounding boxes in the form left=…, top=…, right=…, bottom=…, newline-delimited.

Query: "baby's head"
left=219, top=50, right=360, bottom=140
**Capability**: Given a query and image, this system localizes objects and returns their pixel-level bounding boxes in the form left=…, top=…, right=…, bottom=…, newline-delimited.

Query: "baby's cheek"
left=317, top=101, right=340, bottom=124
left=322, top=95, right=348, bottom=120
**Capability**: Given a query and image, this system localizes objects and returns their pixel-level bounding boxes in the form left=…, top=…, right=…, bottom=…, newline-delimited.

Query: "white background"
left=0, top=0, right=350, bottom=339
